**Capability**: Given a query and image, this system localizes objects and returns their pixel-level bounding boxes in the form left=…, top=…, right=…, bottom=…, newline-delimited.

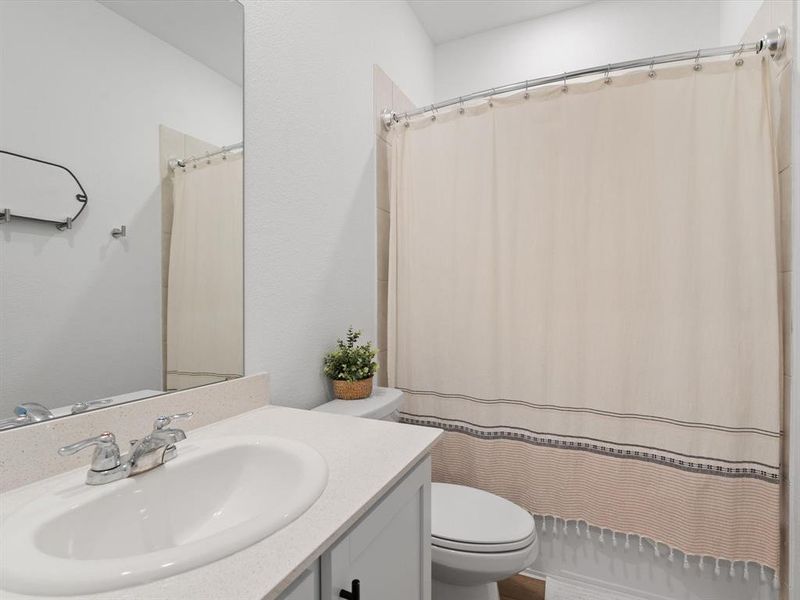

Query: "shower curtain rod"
left=168, top=142, right=243, bottom=170
left=382, top=26, right=786, bottom=129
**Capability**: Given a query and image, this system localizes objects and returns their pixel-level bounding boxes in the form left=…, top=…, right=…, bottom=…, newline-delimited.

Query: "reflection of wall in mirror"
left=0, top=0, right=243, bottom=415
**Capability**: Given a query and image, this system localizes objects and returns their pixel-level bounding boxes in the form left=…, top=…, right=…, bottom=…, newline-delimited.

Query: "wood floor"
left=498, top=574, right=546, bottom=600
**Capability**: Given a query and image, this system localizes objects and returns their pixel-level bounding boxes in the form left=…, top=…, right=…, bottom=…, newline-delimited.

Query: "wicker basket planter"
left=332, top=377, right=373, bottom=400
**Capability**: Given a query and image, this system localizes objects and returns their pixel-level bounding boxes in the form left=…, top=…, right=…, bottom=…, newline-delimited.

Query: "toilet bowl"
left=313, top=388, right=539, bottom=600
left=430, top=483, right=539, bottom=600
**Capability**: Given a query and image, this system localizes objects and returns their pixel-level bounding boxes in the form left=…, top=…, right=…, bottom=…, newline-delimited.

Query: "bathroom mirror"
left=0, top=0, right=244, bottom=429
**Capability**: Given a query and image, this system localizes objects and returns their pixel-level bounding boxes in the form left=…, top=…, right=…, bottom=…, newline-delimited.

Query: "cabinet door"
left=277, top=561, right=320, bottom=600
left=321, top=457, right=431, bottom=600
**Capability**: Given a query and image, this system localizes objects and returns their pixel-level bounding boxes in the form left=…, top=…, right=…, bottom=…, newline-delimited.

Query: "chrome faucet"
left=58, top=412, right=193, bottom=485
left=0, top=403, right=55, bottom=430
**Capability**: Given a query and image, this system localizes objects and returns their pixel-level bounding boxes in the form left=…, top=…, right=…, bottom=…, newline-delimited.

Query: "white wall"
left=720, top=0, right=766, bottom=44
left=243, top=0, right=434, bottom=408
left=0, top=0, right=242, bottom=413
left=434, top=0, right=721, bottom=101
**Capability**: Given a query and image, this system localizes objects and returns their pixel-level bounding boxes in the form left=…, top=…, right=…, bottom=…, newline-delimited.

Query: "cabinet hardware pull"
left=339, top=579, right=360, bottom=600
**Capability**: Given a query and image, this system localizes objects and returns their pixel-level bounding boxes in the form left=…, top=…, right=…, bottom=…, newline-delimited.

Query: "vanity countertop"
left=0, top=406, right=442, bottom=600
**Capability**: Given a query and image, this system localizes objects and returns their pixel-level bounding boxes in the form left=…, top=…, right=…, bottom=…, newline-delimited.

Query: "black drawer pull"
left=339, top=579, right=360, bottom=600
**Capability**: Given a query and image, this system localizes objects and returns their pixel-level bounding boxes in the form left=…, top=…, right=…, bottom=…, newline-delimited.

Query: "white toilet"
left=313, top=388, right=539, bottom=600
left=430, top=483, right=538, bottom=600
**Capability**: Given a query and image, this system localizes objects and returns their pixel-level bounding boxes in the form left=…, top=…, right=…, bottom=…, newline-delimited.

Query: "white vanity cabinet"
left=277, top=457, right=431, bottom=600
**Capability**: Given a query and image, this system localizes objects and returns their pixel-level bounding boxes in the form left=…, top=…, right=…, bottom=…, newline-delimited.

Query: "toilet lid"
left=431, top=483, right=536, bottom=553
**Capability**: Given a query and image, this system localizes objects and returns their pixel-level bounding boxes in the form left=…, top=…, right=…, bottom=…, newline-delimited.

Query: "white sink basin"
left=0, top=435, right=328, bottom=596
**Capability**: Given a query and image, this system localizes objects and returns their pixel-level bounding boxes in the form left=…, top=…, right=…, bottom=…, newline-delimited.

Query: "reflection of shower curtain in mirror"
left=167, top=154, right=243, bottom=391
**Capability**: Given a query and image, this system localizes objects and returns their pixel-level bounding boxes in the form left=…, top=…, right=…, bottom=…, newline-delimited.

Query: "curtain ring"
left=561, top=73, right=568, bottom=93
left=205, top=151, right=211, bottom=165
left=458, top=97, right=465, bottom=114
left=524, top=80, right=530, bottom=99
left=488, top=89, right=495, bottom=107
left=430, top=104, right=437, bottom=121
left=735, top=44, right=745, bottom=66
left=403, top=113, right=410, bottom=128
left=693, top=49, right=702, bottom=71
left=604, top=64, right=612, bottom=85
left=648, top=58, right=657, bottom=79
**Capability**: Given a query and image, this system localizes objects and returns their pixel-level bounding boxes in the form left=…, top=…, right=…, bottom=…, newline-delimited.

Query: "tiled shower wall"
left=374, top=65, right=415, bottom=386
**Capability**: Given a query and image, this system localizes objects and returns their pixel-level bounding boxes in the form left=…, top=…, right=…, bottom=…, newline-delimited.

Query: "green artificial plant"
left=323, top=327, right=378, bottom=382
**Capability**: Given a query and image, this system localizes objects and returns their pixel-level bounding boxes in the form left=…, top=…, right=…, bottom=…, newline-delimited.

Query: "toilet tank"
left=312, top=387, right=405, bottom=421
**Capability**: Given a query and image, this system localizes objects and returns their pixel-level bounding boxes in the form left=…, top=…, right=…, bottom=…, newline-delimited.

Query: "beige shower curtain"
left=390, top=56, right=781, bottom=574
left=167, top=154, right=243, bottom=391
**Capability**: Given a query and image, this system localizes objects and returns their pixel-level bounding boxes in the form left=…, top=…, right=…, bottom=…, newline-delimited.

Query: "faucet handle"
left=58, top=432, right=121, bottom=471
left=153, top=412, right=193, bottom=431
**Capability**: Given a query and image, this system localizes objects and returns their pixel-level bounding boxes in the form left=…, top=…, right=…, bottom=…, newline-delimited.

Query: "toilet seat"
left=431, top=483, right=535, bottom=554
left=432, top=529, right=536, bottom=553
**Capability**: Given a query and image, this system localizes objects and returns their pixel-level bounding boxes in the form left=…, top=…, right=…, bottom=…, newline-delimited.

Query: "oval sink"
left=0, top=435, right=328, bottom=595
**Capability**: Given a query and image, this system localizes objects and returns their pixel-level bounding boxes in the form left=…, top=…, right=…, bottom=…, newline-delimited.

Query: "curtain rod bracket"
left=760, top=26, right=786, bottom=59
left=381, top=109, right=396, bottom=131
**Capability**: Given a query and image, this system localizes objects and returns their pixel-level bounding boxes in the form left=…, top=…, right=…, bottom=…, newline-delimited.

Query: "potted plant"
left=323, top=327, right=379, bottom=400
